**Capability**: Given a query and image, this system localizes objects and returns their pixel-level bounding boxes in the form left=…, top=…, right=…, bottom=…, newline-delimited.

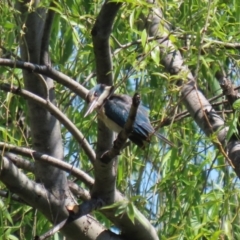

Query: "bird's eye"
left=94, top=92, right=98, bottom=97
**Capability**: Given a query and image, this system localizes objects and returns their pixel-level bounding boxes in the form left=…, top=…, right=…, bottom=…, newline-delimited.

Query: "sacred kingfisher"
left=84, top=84, right=174, bottom=147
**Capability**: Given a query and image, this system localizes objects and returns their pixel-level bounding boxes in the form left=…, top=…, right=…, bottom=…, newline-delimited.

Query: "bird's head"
left=84, top=84, right=114, bottom=117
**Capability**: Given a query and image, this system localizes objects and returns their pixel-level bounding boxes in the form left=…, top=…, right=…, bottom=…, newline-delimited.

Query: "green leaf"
left=127, top=202, right=135, bottom=224
left=129, top=9, right=135, bottom=29
left=141, top=29, right=147, bottom=48
left=210, top=230, right=223, bottom=240
left=151, top=46, right=160, bottom=66
left=4, top=22, right=15, bottom=29
left=232, top=99, right=240, bottom=110
left=226, top=113, right=238, bottom=141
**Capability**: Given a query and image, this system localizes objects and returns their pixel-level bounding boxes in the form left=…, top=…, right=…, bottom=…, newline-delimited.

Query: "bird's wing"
left=104, top=95, right=132, bottom=129
left=105, top=94, right=153, bottom=138
left=104, top=94, right=174, bottom=147
left=136, top=109, right=175, bottom=146
left=133, top=108, right=154, bottom=138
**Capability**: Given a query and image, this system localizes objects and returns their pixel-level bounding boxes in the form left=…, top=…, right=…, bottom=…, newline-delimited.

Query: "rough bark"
left=144, top=0, right=227, bottom=143
left=142, top=0, right=240, bottom=177
left=0, top=156, right=122, bottom=240
left=91, top=1, right=159, bottom=240
left=16, top=0, right=69, bottom=200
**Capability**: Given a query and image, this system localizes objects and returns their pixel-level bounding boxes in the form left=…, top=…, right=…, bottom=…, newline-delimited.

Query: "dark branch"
left=92, top=1, right=122, bottom=85
left=0, top=83, right=96, bottom=164
left=101, top=93, right=141, bottom=163
left=68, top=181, right=91, bottom=201
left=36, top=199, right=107, bottom=240
left=0, top=155, right=110, bottom=240
left=92, top=1, right=122, bottom=155
left=0, top=190, right=26, bottom=204
left=40, top=1, right=55, bottom=65
left=0, top=58, right=88, bottom=100
left=4, top=152, right=35, bottom=172
left=145, top=0, right=227, bottom=142
left=0, top=141, right=94, bottom=187
left=216, top=71, right=239, bottom=106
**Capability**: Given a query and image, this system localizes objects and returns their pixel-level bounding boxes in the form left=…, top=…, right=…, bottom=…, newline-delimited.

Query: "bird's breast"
left=97, top=108, right=123, bottom=133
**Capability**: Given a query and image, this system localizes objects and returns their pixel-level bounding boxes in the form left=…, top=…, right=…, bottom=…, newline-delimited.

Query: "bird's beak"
left=84, top=98, right=98, bottom=117
left=84, top=85, right=114, bottom=117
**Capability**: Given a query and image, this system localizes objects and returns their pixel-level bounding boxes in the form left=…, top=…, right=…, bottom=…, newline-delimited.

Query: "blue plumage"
left=85, top=84, right=174, bottom=147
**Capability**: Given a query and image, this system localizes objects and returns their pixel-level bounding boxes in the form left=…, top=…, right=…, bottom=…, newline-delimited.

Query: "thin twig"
left=101, top=93, right=140, bottom=163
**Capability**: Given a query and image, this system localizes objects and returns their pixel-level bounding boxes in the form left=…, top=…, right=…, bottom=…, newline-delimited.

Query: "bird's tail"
left=155, top=132, right=175, bottom=147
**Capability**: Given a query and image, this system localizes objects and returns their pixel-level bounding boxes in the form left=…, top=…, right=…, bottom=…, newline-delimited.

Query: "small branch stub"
left=101, top=93, right=140, bottom=163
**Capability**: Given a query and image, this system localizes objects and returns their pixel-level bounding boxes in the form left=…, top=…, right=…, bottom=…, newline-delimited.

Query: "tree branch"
left=0, top=83, right=96, bottom=164
left=91, top=0, right=121, bottom=208
left=91, top=1, right=122, bottom=156
left=90, top=2, right=159, bottom=239
left=0, top=155, right=115, bottom=240
left=91, top=1, right=122, bottom=85
left=0, top=58, right=88, bottom=100
left=0, top=190, right=26, bottom=204
left=40, top=1, right=55, bottom=65
left=216, top=71, right=239, bottom=106
left=0, top=142, right=94, bottom=187
left=144, top=0, right=227, bottom=142
left=68, top=181, right=91, bottom=201
left=15, top=1, right=68, bottom=198
left=142, top=0, right=240, bottom=176
left=4, top=152, right=35, bottom=172
left=101, top=93, right=141, bottom=163
left=37, top=199, right=106, bottom=240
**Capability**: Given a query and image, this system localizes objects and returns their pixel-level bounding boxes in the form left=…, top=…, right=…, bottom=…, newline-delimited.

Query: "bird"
left=84, top=84, right=174, bottom=147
